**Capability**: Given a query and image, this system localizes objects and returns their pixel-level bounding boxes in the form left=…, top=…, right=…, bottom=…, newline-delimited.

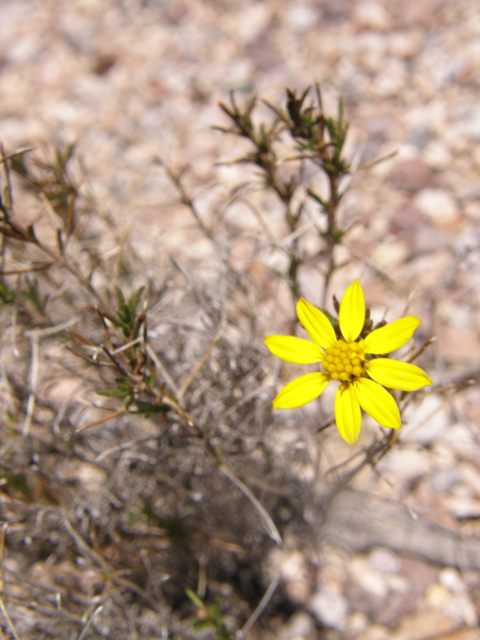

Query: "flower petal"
left=365, top=358, right=432, bottom=391
left=265, top=335, right=324, bottom=364
left=272, top=372, right=330, bottom=409
left=364, top=316, right=420, bottom=354
left=353, top=378, right=401, bottom=429
left=335, top=383, right=362, bottom=444
left=339, top=279, right=365, bottom=342
left=297, top=298, right=336, bottom=348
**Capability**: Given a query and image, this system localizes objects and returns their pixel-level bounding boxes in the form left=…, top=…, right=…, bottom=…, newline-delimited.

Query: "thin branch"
left=177, top=309, right=227, bottom=403
left=75, top=408, right=127, bottom=434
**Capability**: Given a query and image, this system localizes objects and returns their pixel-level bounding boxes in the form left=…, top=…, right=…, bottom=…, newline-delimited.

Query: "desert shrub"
left=0, top=87, right=434, bottom=639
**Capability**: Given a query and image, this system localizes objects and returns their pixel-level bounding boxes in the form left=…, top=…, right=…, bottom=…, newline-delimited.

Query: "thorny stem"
left=0, top=145, right=106, bottom=312
left=322, top=172, right=341, bottom=308
left=217, top=87, right=351, bottom=310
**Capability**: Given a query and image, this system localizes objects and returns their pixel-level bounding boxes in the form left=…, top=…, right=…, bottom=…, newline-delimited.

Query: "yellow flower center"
left=322, top=339, right=365, bottom=382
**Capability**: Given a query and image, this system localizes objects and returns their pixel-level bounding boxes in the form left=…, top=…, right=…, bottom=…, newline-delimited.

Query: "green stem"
left=321, top=173, right=340, bottom=308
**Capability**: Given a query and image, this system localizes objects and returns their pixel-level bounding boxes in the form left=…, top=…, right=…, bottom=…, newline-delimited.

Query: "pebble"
left=443, top=596, right=478, bottom=627
left=378, top=448, right=431, bottom=481
left=443, top=423, right=479, bottom=459
left=429, top=466, right=463, bottom=493
left=353, top=1, right=392, bottom=31
left=427, top=579, right=478, bottom=627
left=388, top=30, right=423, bottom=59
left=414, top=188, right=460, bottom=226
left=438, top=568, right=466, bottom=595
left=308, top=585, right=349, bottom=632
left=465, top=108, right=480, bottom=142
left=371, top=240, right=409, bottom=269
left=444, top=496, right=480, bottom=519
left=422, top=140, right=452, bottom=170
left=272, top=549, right=310, bottom=604
left=401, top=395, right=450, bottom=444
left=390, top=157, right=435, bottom=192
left=356, top=624, right=391, bottom=640
left=286, top=4, right=320, bottom=32
left=369, top=548, right=401, bottom=574
left=350, top=558, right=389, bottom=598
left=374, top=58, right=408, bottom=97
left=280, top=612, right=314, bottom=640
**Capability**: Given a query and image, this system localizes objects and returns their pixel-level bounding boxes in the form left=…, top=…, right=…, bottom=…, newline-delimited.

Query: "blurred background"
left=1, top=1, right=480, bottom=639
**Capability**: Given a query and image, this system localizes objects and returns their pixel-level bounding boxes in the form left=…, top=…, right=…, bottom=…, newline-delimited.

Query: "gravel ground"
left=1, top=1, right=480, bottom=638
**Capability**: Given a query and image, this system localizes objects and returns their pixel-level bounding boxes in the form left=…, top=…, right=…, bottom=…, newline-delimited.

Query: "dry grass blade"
left=76, top=605, right=104, bottom=640
left=0, top=595, right=21, bottom=640
left=145, top=343, right=179, bottom=396
left=23, top=316, right=80, bottom=338
left=22, top=336, right=39, bottom=436
left=351, top=148, right=398, bottom=173
left=220, top=464, right=282, bottom=546
left=237, top=571, right=280, bottom=639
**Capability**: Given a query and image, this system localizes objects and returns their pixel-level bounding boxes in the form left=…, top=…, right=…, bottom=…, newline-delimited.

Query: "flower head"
left=265, top=280, right=432, bottom=444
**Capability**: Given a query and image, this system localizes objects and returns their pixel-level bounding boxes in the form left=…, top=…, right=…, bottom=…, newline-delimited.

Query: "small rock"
left=436, top=325, right=480, bottom=363
left=388, top=30, right=423, bottom=59
left=414, top=188, right=460, bottom=226
left=465, top=108, right=480, bottom=142
left=356, top=624, right=391, bottom=640
left=374, top=58, right=408, bottom=97
left=429, top=466, right=463, bottom=493
left=401, top=395, right=450, bottom=444
left=287, top=4, right=320, bottom=32
left=354, top=1, right=392, bottom=31
left=280, top=612, right=315, bottom=640
left=273, top=549, right=310, bottom=604
left=371, top=240, right=409, bottom=269
left=443, top=423, right=479, bottom=459
left=443, top=596, right=478, bottom=627
left=438, top=568, right=466, bottom=595
left=369, top=548, right=401, bottom=574
left=378, top=448, right=431, bottom=480
left=390, top=157, right=435, bottom=192
left=444, top=496, right=480, bottom=519
left=423, top=140, right=452, bottom=170
left=459, top=462, right=480, bottom=497
left=401, top=556, right=438, bottom=593
left=426, top=583, right=450, bottom=607
left=472, top=146, right=480, bottom=168
left=389, top=201, right=423, bottom=234
left=308, top=585, right=349, bottom=632
left=427, top=577, right=478, bottom=627
left=400, top=611, right=458, bottom=639
left=463, top=201, right=480, bottom=221
left=350, top=558, right=388, bottom=598
left=397, top=0, right=445, bottom=28
left=347, top=611, right=368, bottom=635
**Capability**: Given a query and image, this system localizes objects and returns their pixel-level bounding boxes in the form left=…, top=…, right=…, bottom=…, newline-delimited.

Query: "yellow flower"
left=265, top=280, right=432, bottom=444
